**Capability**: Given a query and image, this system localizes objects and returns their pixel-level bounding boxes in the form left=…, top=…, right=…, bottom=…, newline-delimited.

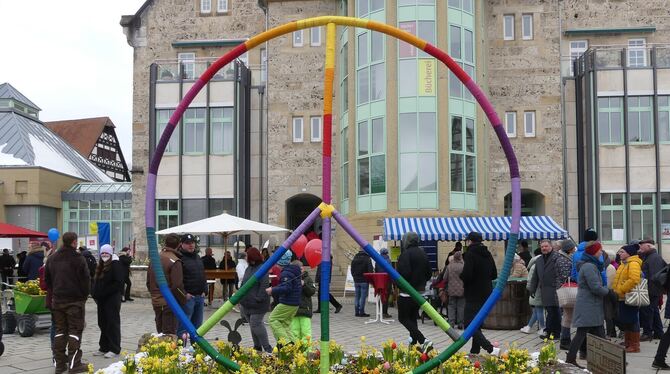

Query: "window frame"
left=177, top=52, right=196, bottom=80
left=449, top=115, right=476, bottom=194
left=292, top=117, right=304, bottom=143
left=659, top=96, right=670, bottom=143
left=216, top=0, right=228, bottom=13
left=310, top=116, right=322, bottom=142
left=524, top=111, right=536, bottom=137
left=210, top=107, right=234, bottom=155
left=156, top=199, right=180, bottom=232
left=356, top=118, right=386, bottom=196
left=182, top=108, right=207, bottom=154
left=630, top=192, right=656, bottom=241
left=600, top=193, right=626, bottom=243
left=505, top=111, right=517, bottom=138
left=156, top=109, right=179, bottom=154
left=597, top=96, right=624, bottom=145
left=569, top=40, right=588, bottom=76
left=627, top=96, right=654, bottom=144
left=311, top=27, right=322, bottom=47
left=503, top=14, right=515, bottom=41
left=200, top=0, right=212, bottom=13
left=293, top=30, right=304, bottom=47
left=628, top=38, right=647, bottom=68
left=521, top=14, right=533, bottom=40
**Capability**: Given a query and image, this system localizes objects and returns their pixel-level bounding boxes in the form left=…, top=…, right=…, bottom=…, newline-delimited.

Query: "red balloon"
left=305, top=239, right=323, bottom=268
left=291, top=234, right=308, bottom=258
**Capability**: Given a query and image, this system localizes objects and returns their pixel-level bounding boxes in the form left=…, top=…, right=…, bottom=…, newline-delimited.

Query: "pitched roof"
left=0, top=111, right=112, bottom=182
left=44, top=117, right=113, bottom=157
left=0, top=83, right=41, bottom=110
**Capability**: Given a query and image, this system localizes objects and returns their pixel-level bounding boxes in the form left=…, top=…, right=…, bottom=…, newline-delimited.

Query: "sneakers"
left=490, top=347, right=501, bottom=356
left=420, top=340, right=433, bottom=353
left=520, top=325, right=531, bottom=334
left=653, top=360, right=670, bottom=370
left=92, top=350, right=107, bottom=356
left=537, top=329, right=545, bottom=336
left=104, top=352, right=119, bottom=359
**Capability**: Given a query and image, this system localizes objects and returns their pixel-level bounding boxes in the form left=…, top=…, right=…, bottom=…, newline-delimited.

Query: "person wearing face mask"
left=91, top=244, right=124, bottom=359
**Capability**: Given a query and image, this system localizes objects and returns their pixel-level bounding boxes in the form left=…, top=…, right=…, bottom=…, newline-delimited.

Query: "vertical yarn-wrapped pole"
left=319, top=22, right=336, bottom=374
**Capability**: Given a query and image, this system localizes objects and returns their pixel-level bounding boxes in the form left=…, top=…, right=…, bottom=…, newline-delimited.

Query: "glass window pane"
left=598, top=97, right=609, bottom=109
left=504, top=15, right=514, bottom=39
left=358, top=121, right=368, bottom=156
left=370, top=0, right=384, bottom=12
left=342, top=128, right=349, bottom=163
left=371, top=32, right=383, bottom=62
left=448, top=0, right=460, bottom=7
left=632, top=210, right=642, bottom=241
left=463, top=64, right=475, bottom=101
left=661, top=192, right=670, bottom=205
left=602, top=210, right=613, bottom=241
left=466, top=155, right=476, bottom=193
left=631, top=193, right=642, bottom=205
left=611, top=112, right=622, bottom=143
left=463, top=0, right=473, bottom=12
left=371, top=118, right=384, bottom=154
left=370, top=63, right=385, bottom=100
left=643, top=209, right=654, bottom=238
left=640, top=96, right=651, bottom=107
left=419, top=112, right=436, bottom=152
left=643, top=193, right=654, bottom=205
left=628, top=112, right=640, bottom=142
left=398, top=22, right=417, bottom=58
left=449, top=70, right=462, bottom=98
left=358, top=32, right=368, bottom=67
left=80, top=210, right=89, bottom=221
left=102, top=211, right=111, bottom=220
left=418, top=21, right=435, bottom=57
left=598, top=112, right=610, bottom=143
left=660, top=111, right=670, bottom=142
left=370, top=155, right=386, bottom=193
left=357, top=0, right=368, bottom=16
left=398, top=59, right=417, bottom=97
left=399, top=113, right=417, bottom=153
left=400, top=153, right=418, bottom=192
left=522, top=14, right=533, bottom=39
left=90, top=210, right=99, bottom=220
left=358, top=158, right=369, bottom=195
left=640, top=110, right=652, bottom=142
left=466, top=118, right=475, bottom=152
left=419, top=153, right=436, bottom=191
left=613, top=210, right=624, bottom=230
left=357, top=67, right=369, bottom=105
left=451, top=116, right=462, bottom=151
left=464, top=30, right=474, bottom=63
left=451, top=154, right=464, bottom=192
left=601, top=193, right=611, bottom=206
left=450, top=25, right=461, bottom=59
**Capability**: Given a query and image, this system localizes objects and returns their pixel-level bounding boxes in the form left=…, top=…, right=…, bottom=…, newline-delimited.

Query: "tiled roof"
left=44, top=117, right=112, bottom=157
left=0, top=83, right=41, bottom=110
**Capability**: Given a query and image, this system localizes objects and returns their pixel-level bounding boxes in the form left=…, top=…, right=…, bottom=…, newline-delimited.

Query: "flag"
left=97, top=222, right=110, bottom=246
left=89, top=222, right=98, bottom=235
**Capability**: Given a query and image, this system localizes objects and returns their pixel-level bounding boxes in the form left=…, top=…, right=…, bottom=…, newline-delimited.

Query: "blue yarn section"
left=257, top=246, right=288, bottom=277
left=362, top=244, right=402, bottom=281
left=320, top=261, right=331, bottom=302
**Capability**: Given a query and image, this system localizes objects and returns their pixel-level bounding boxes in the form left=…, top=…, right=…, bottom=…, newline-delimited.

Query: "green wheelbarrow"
left=2, top=290, right=51, bottom=337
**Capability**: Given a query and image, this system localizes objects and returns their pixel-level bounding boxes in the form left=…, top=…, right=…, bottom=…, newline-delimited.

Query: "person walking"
left=521, top=253, right=545, bottom=334
left=16, top=250, right=27, bottom=280
left=374, top=248, right=393, bottom=319
left=23, top=241, right=45, bottom=281
left=558, top=239, right=576, bottom=350
left=351, top=248, right=373, bottom=317
left=0, top=249, right=15, bottom=289
left=613, top=243, right=643, bottom=353
left=44, top=232, right=91, bottom=373
left=461, top=231, right=499, bottom=355
left=236, top=252, right=249, bottom=289
left=266, top=250, right=302, bottom=346
left=529, top=239, right=562, bottom=340
left=291, top=264, right=316, bottom=344
left=219, top=251, right=237, bottom=301
left=147, top=233, right=186, bottom=335
left=314, top=256, right=343, bottom=314
left=639, top=238, right=666, bottom=341
left=446, top=250, right=465, bottom=329
left=239, top=247, right=272, bottom=352
left=565, top=242, right=616, bottom=367
left=119, top=247, right=134, bottom=302
left=91, top=244, right=124, bottom=359
left=177, top=234, right=208, bottom=338
left=397, top=232, right=433, bottom=352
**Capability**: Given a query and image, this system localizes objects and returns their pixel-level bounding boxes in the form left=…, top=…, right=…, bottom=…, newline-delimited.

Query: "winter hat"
left=621, top=243, right=639, bottom=256
left=561, top=239, right=576, bottom=253
left=584, top=228, right=598, bottom=242
left=100, top=244, right=114, bottom=256
left=585, top=241, right=602, bottom=256
left=277, top=249, right=293, bottom=266
left=466, top=231, right=483, bottom=243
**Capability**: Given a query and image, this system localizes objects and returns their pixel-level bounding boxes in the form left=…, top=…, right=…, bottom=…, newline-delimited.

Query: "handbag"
left=557, top=277, right=578, bottom=308
left=625, top=278, right=650, bottom=307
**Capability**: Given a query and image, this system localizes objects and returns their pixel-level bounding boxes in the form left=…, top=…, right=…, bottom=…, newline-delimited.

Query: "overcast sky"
left=0, top=0, right=146, bottom=164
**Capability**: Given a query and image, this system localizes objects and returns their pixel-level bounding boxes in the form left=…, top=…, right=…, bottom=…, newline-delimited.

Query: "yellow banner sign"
left=419, top=59, right=435, bottom=96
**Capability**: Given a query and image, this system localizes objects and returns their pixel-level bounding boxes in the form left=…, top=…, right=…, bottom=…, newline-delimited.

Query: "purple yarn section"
left=465, top=80, right=502, bottom=127
left=332, top=210, right=369, bottom=248
left=510, top=177, right=521, bottom=233
left=149, top=122, right=178, bottom=174
left=171, top=79, right=207, bottom=127
left=493, top=125, right=520, bottom=178
left=322, top=217, right=331, bottom=262
left=282, top=207, right=322, bottom=249
left=145, top=173, right=157, bottom=227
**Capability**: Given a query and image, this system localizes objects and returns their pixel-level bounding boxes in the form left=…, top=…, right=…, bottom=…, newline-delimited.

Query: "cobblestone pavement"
left=0, top=297, right=660, bottom=373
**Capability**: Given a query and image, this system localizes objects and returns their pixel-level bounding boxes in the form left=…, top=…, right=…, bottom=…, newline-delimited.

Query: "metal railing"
left=573, top=44, right=670, bottom=75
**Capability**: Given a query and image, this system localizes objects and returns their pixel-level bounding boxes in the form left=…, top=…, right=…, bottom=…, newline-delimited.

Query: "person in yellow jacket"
left=612, top=243, right=642, bottom=353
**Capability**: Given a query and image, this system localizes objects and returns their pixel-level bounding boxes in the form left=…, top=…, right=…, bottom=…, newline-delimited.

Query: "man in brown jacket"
left=147, top=233, right=186, bottom=335
left=45, top=232, right=91, bottom=374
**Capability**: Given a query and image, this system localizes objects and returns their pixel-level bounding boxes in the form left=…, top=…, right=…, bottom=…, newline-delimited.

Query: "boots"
left=625, top=332, right=640, bottom=353
left=67, top=335, right=88, bottom=373
left=53, top=334, right=68, bottom=373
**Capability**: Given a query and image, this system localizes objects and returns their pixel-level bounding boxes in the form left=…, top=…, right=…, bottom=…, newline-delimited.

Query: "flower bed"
left=94, top=335, right=586, bottom=374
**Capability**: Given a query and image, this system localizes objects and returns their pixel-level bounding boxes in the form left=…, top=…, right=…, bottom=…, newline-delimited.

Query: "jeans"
left=544, top=306, right=561, bottom=338
left=566, top=325, right=604, bottom=362
left=242, top=311, right=271, bottom=352
left=398, top=296, right=425, bottom=345
left=641, top=295, right=664, bottom=337
left=354, top=282, right=369, bottom=314
left=177, top=295, right=204, bottom=338
left=464, top=301, right=493, bottom=354
left=447, top=296, right=465, bottom=325
left=527, top=306, right=545, bottom=330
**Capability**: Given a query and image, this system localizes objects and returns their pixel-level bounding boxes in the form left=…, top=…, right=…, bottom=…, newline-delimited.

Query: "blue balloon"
left=48, top=228, right=59, bottom=242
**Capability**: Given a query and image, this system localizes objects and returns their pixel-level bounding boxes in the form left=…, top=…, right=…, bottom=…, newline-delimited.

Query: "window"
left=503, top=15, right=515, bottom=41
left=357, top=31, right=385, bottom=105
left=310, top=116, right=322, bottom=142
left=200, top=0, right=211, bottom=13
left=357, top=0, right=368, bottom=16
left=628, top=39, right=646, bottom=67
left=341, top=126, right=349, bottom=201
left=659, top=96, right=670, bottom=142
left=524, top=111, right=536, bottom=137
left=522, top=14, right=533, bottom=40
left=505, top=111, right=516, bottom=138
left=630, top=193, right=655, bottom=241
left=178, top=52, right=195, bottom=79
left=340, top=42, right=349, bottom=112
left=627, top=96, right=653, bottom=143
left=464, top=29, right=474, bottom=63
left=292, top=117, right=304, bottom=142
left=450, top=25, right=461, bottom=60
left=293, top=30, right=304, bottom=47
left=597, top=97, right=623, bottom=144
left=450, top=116, right=476, bottom=193
left=157, top=199, right=179, bottom=231
left=217, top=0, right=228, bottom=13
left=183, top=108, right=206, bottom=154
left=399, top=113, right=437, bottom=195
left=357, top=118, right=385, bottom=195
left=210, top=107, right=233, bottom=154
left=156, top=109, right=179, bottom=154
left=600, top=193, right=625, bottom=242
left=569, top=40, right=588, bottom=75
left=311, top=27, right=321, bottom=47
left=661, top=192, right=670, bottom=241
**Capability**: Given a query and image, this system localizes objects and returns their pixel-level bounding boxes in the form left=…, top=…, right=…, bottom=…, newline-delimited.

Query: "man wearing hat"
left=177, top=234, right=207, bottom=338
left=147, top=233, right=186, bottom=335
left=639, top=238, right=666, bottom=341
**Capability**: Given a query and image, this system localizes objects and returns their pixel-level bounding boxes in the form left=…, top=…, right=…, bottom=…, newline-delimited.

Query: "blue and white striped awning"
left=382, top=216, right=568, bottom=241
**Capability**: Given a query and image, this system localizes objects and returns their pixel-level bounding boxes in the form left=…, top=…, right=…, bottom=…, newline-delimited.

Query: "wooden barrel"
left=482, top=279, right=532, bottom=330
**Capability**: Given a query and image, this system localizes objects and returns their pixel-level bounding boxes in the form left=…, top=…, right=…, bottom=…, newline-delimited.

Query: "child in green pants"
left=266, top=250, right=302, bottom=346
left=291, top=266, right=316, bottom=344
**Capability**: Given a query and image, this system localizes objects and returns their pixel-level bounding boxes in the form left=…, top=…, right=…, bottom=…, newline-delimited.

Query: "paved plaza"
left=0, top=297, right=662, bottom=373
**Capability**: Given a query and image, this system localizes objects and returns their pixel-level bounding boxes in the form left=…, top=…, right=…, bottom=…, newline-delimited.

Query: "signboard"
left=343, top=265, right=355, bottom=297
left=390, top=246, right=401, bottom=262
left=418, top=59, right=435, bottom=96
left=86, top=235, right=98, bottom=253
left=587, top=333, right=625, bottom=374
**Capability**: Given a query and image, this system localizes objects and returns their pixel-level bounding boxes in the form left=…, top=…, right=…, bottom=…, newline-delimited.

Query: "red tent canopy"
left=0, top=223, right=48, bottom=238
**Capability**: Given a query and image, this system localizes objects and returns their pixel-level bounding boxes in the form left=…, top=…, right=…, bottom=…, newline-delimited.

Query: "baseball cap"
left=181, top=233, right=195, bottom=243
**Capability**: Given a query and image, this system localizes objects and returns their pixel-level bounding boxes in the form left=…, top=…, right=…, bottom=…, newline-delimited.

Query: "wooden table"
left=205, top=269, right=237, bottom=305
